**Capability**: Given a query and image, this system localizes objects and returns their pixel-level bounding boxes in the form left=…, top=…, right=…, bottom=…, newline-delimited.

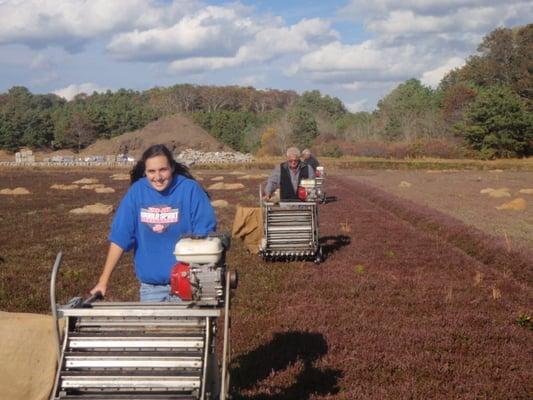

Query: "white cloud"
left=366, top=6, right=515, bottom=37
left=421, top=57, right=465, bottom=87
left=340, top=82, right=361, bottom=90
left=167, top=18, right=338, bottom=73
left=345, top=99, right=367, bottom=112
left=289, top=40, right=428, bottom=84
left=339, top=80, right=398, bottom=91
left=340, top=0, right=531, bottom=39
left=339, top=0, right=526, bottom=18
left=0, top=0, right=198, bottom=51
left=107, top=5, right=255, bottom=61
left=53, top=83, right=109, bottom=100
left=240, top=74, right=266, bottom=86
left=240, top=18, right=337, bottom=61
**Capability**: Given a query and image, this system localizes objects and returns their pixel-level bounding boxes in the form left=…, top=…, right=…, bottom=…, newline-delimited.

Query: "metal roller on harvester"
left=315, top=166, right=326, bottom=204
left=49, top=234, right=237, bottom=400
left=259, top=167, right=326, bottom=264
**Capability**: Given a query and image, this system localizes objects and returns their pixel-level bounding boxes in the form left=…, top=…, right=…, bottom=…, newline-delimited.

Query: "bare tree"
left=66, top=112, right=96, bottom=152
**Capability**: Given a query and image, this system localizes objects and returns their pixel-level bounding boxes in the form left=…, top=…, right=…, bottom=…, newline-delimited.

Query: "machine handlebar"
left=82, top=290, right=104, bottom=307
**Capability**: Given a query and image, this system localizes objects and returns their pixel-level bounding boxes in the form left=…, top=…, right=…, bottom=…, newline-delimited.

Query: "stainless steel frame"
left=259, top=185, right=322, bottom=262
left=50, top=255, right=233, bottom=400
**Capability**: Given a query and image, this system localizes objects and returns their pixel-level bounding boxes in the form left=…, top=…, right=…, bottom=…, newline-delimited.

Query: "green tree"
left=0, top=87, right=63, bottom=150
left=192, top=111, right=257, bottom=151
left=296, top=90, right=347, bottom=119
left=376, top=79, right=440, bottom=140
left=335, top=111, right=376, bottom=141
left=21, top=110, right=55, bottom=147
left=0, top=113, right=20, bottom=151
left=461, top=86, right=533, bottom=158
left=288, top=107, right=318, bottom=148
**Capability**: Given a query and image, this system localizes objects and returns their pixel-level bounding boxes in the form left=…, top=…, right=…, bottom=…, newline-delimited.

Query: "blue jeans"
left=140, top=283, right=182, bottom=303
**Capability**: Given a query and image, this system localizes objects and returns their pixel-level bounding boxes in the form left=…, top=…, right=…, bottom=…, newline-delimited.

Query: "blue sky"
left=0, top=0, right=531, bottom=111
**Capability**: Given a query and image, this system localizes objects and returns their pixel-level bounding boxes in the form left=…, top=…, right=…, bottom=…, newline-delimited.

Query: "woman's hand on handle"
left=90, top=242, right=124, bottom=298
left=90, top=282, right=108, bottom=297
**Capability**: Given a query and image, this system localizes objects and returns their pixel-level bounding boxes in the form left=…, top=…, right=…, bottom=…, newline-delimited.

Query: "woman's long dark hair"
left=130, top=144, right=195, bottom=185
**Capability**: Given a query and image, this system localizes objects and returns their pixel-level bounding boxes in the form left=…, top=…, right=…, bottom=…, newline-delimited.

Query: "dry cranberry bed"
left=0, top=168, right=531, bottom=399
left=227, top=176, right=532, bottom=399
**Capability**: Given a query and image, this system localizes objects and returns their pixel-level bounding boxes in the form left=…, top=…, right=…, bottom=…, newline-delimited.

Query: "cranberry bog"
left=0, top=166, right=531, bottom=399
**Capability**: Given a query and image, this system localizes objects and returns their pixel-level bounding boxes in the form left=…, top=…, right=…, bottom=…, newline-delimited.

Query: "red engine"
left=297, top=185, right=307, bottom=201
left=170, top=262, right=192, bottom=301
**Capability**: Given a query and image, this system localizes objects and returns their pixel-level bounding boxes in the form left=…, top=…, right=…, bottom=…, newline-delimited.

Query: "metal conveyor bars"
left=52, top=304, right=219, bottom=399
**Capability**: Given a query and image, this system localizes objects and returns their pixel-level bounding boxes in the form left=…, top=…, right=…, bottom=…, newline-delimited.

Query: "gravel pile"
left=0, top=148, right=254, bottom=167
left=175, top=149, right=253, bottom=165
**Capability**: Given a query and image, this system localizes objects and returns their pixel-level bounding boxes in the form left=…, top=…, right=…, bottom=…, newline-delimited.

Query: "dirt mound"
left=82, top=114, right=230, bottom=158
left=496, top=198, right=527, bottom=210
left=0, top=187, right=30, bottom=195
left=483, top=187, right=511, bottom=198
left=73, top=178, right=99, bottom=184
left=110, top=173, right=130, bottom=181
left=50, top=184, right=78, bottom=190
left=238, top=174, right=268, bottom=180
left=94, top=187, right=115, bottom=193
left=207, top=182, right=245, bottom=190
left=81, top=184, right=105, bottom=190
left=211, top=199, right=229, bottom=208
left=69, top=203, right=113, bottom=215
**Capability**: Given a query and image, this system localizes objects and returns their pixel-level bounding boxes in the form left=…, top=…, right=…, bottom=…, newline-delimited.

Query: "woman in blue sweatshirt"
left=90, top=144, right=217, bottom=302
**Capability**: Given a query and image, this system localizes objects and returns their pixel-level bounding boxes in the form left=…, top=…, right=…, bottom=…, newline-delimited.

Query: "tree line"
left=324, top=24, right=531, bottom=159
left=0, top=24, right=531, bottom=159
left=0, top=85, right=297, bottom=153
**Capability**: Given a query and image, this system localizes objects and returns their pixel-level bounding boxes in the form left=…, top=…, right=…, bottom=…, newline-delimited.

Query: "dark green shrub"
left=318, top=142, right=343, bottom=158
left=461, top=86, right=533, bottom=158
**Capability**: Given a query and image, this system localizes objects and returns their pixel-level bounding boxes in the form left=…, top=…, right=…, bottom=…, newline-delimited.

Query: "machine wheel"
left=314, top=246, right=324, bottom=264
left=229, top=270, right=239, bottom=289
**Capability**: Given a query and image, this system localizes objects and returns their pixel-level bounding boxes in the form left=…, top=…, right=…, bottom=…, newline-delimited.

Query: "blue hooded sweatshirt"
left=109, top=174, right=216, bottom=285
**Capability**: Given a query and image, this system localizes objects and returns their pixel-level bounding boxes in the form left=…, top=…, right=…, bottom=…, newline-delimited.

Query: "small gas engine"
left=171, top=235, right=236, bottom=305
left=295, top=166, right=326, bottom=203
left=297, top=178, right=321, bottom=202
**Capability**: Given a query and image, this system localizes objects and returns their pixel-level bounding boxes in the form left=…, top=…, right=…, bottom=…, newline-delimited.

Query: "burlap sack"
left=231, top=206, right=263, bottom=254
left=0, top=312, right=63, bottom=400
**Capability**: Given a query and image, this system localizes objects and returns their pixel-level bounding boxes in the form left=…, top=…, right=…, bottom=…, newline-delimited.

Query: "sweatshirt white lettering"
left=140, top=207, right=179, bottom=224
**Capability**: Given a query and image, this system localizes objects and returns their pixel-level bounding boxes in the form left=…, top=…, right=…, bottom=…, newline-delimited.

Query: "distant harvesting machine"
left=259, top=167, right=327, bottom=263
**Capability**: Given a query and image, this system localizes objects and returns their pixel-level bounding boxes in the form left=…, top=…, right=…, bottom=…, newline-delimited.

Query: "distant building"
left=15, top=150, right=35, bottom=163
